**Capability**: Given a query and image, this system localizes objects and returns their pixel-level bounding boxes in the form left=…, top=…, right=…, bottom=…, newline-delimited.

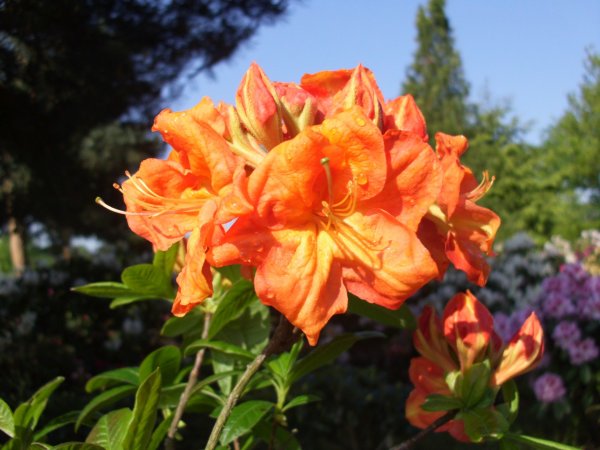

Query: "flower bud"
left=384, top=94, right=428, bottom=140
left=492, top=312, right=544, bottom=386
left=338, top=65, right=384, bottom=128
left=274, top=82, right=318, bottom=137
left=442, top=291, right=494, bottom=372
left=414, top=306, right=458, bottom=373
left=235, top=63, right=283, bottom=150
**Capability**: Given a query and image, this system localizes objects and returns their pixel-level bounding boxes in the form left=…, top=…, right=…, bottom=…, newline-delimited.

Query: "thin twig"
left=164, top=312, right=212, bottom=450
left=204, top=316, right=297, bottom=450
left=388, top=412, right=455, bottom=450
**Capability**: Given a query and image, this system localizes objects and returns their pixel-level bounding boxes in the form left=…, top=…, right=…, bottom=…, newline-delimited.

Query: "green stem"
left=204, top=316, right=297, bottom=450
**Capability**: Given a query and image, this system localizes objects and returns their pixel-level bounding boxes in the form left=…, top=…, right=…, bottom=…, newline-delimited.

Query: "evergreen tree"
left=0, top=0, right=290, bottom=271
left=402, top=0, right=470, bottom=137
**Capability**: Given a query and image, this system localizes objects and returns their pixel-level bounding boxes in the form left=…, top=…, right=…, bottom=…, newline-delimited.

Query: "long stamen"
left=466, top=171, right=495, bottom=202
left=320, top=157, right=334, bottom=206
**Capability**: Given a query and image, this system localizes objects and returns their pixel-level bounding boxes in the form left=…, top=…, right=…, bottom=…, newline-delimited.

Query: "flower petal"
left=409, top=357, right=451, bottom=394
left=384, top=94, right=428, bottom=140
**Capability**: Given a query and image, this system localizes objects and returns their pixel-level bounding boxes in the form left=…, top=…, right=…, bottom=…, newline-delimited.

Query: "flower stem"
left=388, top=412, right=455, bottom=450
left=164, top=312, right=212, bottom=449
left=204, top=316, right=297, bottom=450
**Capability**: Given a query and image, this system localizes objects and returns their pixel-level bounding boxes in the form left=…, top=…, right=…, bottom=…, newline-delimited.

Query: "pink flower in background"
left=567, top=337, right=599, bottom=365
left=533, top=373, right=567, bottom=403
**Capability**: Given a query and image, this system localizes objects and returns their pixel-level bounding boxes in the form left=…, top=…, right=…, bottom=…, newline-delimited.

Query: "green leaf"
left=72, top=282, right=133, bottom=298
left=184, top=339, right=255, bottom=360
left=266, top=340, right=304, bottom=382
left=421, top=394, right=462, bottom=412
left=34, top=411, right=80, bottom=440
left=161, top=310, right=204, bottom=338
left=76, top=385, right=137, bottom=431
left=121, top=264, right=173, bottom=298
left=122, top=369, right=162, bottom=450
left=13, top=376, right=64, bottom=431
left=212, top=301, right=270, bottom=394
left=152, top=243, right=179, bottom=277
left=460, top=360, right=492, bottom=408
left=29, top=443, right=53, bottom=450
left=54, top=443, right=106, bottom=450
left=86, top=368, right=139, bottom=392
left=253, top=419, right=301, bottom=450
left=505, top=433, right=582, bottom=450
left=498, top=380, right=519, bottom=424
left=460, top=409, right=509, bottom=443
left=208, top=280, right=257, bottom=339
left=289, top=332, right=382, bottom=384
left=147, top=414, right=172, bottom=450
left=282, top=394, right=320, bottom=412
left=219, top=400, right=273, bottom=446
left=110, top=295, right=160, bottom=308
left=139, top=346, right=181, bottom=387
left=347, top=294, right=416, bottom=330
left=86, top=408, right=133, bottom=450
left=0, top=398, right=14, bottom=438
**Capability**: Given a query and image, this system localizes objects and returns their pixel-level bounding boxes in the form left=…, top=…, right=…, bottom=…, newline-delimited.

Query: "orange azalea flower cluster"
left=102, top=64, right=500, bottom=345
left=407, top=291, right=544, bottom=441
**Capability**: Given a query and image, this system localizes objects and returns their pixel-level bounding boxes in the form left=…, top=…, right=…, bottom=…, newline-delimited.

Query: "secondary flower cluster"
left=406, top=291, right=544, bottom=442
left=102, top=64, right=500, bottom=344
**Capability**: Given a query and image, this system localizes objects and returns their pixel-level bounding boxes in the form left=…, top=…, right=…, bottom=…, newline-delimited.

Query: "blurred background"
left=1, top=0, right=599, bottom=448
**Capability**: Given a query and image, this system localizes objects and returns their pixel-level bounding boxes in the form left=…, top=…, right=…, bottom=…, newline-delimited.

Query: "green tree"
left=0, top=0, right=290, bottom=272
left=541, top=51, right=600, bottom=237
left=402, top=0, right=470, bottom=137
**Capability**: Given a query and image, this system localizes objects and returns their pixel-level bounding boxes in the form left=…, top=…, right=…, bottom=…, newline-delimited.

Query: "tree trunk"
left=8, top=216, right=26, bottom=276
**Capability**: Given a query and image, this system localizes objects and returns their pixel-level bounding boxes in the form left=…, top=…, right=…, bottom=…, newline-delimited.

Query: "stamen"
left=320, top=157, right=334, bottom=206
left=467, top=171, right=495, bottom=201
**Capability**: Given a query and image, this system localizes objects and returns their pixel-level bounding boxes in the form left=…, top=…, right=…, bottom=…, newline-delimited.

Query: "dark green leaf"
left=139, top=346, right=181, bottom=387
left=421, top=394, right=462, bottom=412
left=161, top=310, right=204, bottom=338
left=123, top=369, right=162, bottom=450
left=219, top=400, right=273, bottom=446
left=86, top=408, right=132, bottom=449
left=72, top=282, right=133, bottom=299
left=13, top=376, right=64, bottom=430
left=184, top=339, right=255, bottom=360
left=461, top=361, right=492, bottom=408
left=152, top=243, right=179, bottom=277
left=0, top=398, right=14, bottom=438
left=253, top=419, right=301, bottom=450
left=505, top=433, right=582, bottom=450
left=147, top=415, right=172, bottom=450
left=282, top=394, right=320, bottom=412
left=460, top=409, right=509, bottom=443
left=289, top=332, right=382, bottom=384
left=110, top=295, right=161, bottom=308
left=121, top=264, right=173, bottom=298
left=347, top=294, right=416, bottom=330
left=86, top=368, right=139, bottom=393
left=54, top=443, right=105, bottom=450
left=34, top=411, right=80, bottom=440
left=498, top=380, right=519, bottom=424
left=29, top=444, right=52, bottom=450
left=208, top=280, right=257, bottom=339
left=76, top=385, right=137, bottom=431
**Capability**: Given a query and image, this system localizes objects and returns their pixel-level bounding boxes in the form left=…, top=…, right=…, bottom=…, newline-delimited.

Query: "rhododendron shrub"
left=4, top=64, right=574, bottom=450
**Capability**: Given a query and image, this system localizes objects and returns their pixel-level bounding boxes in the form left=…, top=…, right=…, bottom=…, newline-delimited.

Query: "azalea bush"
left=0, top=65, right=581, bottom=449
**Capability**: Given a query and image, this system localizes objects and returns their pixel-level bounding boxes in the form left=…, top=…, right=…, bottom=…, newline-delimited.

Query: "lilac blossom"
left=552, top=321, right=581, bottom=350
left=567, top=337, right=599, bottom=365
left=541, top=291, right=576, bottom=319
left=533, top=373, right=567, bottom=403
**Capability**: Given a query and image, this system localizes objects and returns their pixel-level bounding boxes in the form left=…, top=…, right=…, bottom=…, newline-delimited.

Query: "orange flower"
left=405, top=291, right=544, bottom=442
left=210, top=107, right=440, bottom=344
left=99, top=97, right=245, bottom=314
left=419, top=133, right=501, bottom=286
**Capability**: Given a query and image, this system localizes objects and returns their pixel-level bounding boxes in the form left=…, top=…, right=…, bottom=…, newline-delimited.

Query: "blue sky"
left=172, top=0, right=600, bottom=144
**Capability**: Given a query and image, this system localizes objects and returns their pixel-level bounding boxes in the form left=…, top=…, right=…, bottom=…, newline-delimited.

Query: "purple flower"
left=533, top=373, right=567, bottom=403
left=567, top=337, right=599, bottom=365
left=578, top=277, right=600, bottom=320
left=541, top=291, right=576, bottom=319
left=493, top=312, right=512, bottom=342
left=552, top=321, right=581, bottom=350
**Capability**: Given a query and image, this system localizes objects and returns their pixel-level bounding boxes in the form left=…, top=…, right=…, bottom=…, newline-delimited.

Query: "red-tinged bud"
left=235, top=63, right=283, bottom=150
left=409, top=357, right=451, bottom=394
left=338, top=65, right=385, bottom=128
left=405, top=388, right=446, bottom=429
left=442, top=291, right=494, bottom=372
left=221, top=104, right=266, bottom=168
left=492, top=312, right=544, bottom=387
left=384, top=95, right=428, bottom=140
left=274, top=82, right=318, bottom=136
left=414, top=306, right=458, bottom=373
